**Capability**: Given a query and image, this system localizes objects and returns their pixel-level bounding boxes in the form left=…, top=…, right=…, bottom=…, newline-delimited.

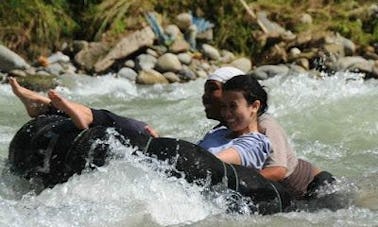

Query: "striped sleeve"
left=231, top=133, right=272, bottom=169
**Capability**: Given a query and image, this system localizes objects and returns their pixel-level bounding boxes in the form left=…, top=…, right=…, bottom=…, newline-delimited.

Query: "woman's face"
left=202, top=80, right=224, bottom=121
left=221, top=90, right=260, bottom=135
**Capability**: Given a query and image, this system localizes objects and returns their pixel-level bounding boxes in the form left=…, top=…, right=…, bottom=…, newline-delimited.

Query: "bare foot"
left=48, top=90, right=93, bottom=129
left=9, top=77, right=51, bottom=117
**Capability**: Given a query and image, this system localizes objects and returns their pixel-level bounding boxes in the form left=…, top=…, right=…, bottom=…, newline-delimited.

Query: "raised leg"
left=9, top=77, right=51, bottom=117
left=47, top=90, right=93, bottom=129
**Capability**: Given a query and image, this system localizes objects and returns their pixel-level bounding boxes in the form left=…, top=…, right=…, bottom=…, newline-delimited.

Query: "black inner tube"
left=8, top=115, right=294, bottom=214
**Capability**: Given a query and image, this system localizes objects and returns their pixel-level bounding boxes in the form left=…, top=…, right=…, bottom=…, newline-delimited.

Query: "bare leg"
left=9, top=77, right=51, bottom=117
left=47, top=90, right=93, bottom=129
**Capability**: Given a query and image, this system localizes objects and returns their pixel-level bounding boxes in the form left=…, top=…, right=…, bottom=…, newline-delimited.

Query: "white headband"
left=207, top=66, right=245, bottom=83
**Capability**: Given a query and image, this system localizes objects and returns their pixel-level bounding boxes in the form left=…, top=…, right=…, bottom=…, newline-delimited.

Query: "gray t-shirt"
left=198, top=126, right=271, bottom=170
left=258, top=113, right=298, bottom=177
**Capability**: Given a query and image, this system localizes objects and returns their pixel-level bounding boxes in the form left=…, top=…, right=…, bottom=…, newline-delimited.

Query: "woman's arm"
left=214, top=133, right=271, bottom=169
left=215, top=147, right=242, bottom=165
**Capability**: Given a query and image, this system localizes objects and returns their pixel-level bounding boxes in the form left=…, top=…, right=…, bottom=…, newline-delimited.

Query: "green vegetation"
left=0, top=0, right=376, bottom=61
left=0, top=0, right=78, bottom=59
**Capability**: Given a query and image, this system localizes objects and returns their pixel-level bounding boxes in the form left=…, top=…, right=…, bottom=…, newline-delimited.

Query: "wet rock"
left=156, top=53, right=182, bottom=72
left=336, top=56, right=369, bottom=71
left=337, top=57, right=378, bottom=79
left=0, top=45, right=30, bottom=72
left=136, top=69, right=169, bottom=84
left=117, top=67, right=138, bottom=81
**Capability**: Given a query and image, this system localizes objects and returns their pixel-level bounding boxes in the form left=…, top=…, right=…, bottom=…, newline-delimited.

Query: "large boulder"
left=74, top=42, right=110, bottom=72
left=94, top=27, right=155, bottom=73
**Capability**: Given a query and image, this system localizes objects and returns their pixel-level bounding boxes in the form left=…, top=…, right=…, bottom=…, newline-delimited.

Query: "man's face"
left=202, top=80, right=224, bottom=121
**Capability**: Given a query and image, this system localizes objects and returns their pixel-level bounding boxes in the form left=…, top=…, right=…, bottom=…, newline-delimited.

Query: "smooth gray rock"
left=0, top=45, right=30, bottom=72
left=136, top=69, right=169, bottom=84
left=117, top=67, right=138, bottom=81
left=156, top=53, right=182, bottom=72
left=250, top=64, right=290, bottom=80
left=136, top=54, right=157, bottom=71
left=202, top=44, right=220, bottom=60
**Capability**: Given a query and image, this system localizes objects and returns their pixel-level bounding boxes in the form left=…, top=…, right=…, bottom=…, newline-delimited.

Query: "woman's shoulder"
left=234, top=132, right=270, bottom=145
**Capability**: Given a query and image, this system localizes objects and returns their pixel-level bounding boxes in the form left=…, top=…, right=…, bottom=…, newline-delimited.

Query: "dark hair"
left=223, top=75, right=268, bottom=116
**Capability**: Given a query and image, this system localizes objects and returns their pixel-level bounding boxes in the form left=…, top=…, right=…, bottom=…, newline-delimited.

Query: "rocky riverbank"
left=0, top=9, right=377, bottom=91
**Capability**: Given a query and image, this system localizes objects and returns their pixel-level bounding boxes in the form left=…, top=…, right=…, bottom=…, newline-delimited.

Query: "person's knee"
left=305, top=171, right=335, bottom=198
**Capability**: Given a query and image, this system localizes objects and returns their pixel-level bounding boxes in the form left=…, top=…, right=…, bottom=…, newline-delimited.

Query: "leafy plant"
left=0, top=0, right=77, bottom=58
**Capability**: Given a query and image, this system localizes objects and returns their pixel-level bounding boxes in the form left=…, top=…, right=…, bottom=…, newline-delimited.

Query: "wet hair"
left=223, top=75, right=268, bottom=116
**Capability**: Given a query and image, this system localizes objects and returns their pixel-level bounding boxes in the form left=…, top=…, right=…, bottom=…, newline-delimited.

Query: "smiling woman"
left=199, top=75, right=272, bottom=169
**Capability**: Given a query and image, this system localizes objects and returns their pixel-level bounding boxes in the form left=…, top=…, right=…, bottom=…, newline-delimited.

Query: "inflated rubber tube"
left=8, top=115, right=113, bottom=187
left=8, top=115, right=293, bottom=214
left=143, top=137, right=293, bottom=214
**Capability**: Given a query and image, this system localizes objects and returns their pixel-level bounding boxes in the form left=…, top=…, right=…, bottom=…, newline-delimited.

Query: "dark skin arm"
left=260, top=166, right=287, bottom=181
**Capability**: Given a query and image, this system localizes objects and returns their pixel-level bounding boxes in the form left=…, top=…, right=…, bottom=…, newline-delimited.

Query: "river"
left=0, top=72, right=377, bottom=226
